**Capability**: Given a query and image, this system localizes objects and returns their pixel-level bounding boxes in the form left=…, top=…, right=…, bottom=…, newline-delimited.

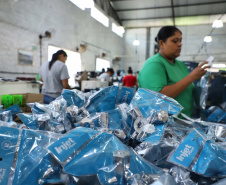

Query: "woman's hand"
left=188, top=61, right=210, bottom=82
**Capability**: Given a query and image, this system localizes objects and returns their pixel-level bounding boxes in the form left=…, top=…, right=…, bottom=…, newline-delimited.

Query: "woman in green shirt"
left=138, top=26, right=209, bottom=117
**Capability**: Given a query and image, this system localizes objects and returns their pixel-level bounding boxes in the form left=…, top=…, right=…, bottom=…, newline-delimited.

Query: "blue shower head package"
left=84, top=86, right=119, bottom=114
left=116, top=86, right=136, bottom=105
left=48, top=127, right=164, bottom=184
left=0, top=126, right=62, bottom=185
left=0, top=101, right=22, bottom=122
left=129, top=88, right=183, bottom=117
left=17, top=113, right=37, bottom=129
left=206, top=107, right=226, bottom=123
left=0, top=110, right=12, bottom=122
left=0, top=126, right=20, bottom=185
left=168, top=128, right=226, bottom=177
left=5, top=104, right=22, bottom=116
left=62, top=89, right=85, bottom=108
left=192, top=121, right=226, bottom=142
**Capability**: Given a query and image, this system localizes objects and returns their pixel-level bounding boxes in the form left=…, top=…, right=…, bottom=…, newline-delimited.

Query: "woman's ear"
left=159, top=40, right=164, bottom=49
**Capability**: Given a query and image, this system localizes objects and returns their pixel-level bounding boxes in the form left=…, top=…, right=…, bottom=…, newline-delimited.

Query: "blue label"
left=118, top=87, right=136, bottom=105
left=0, top=127, right=19, bottom=185
left=169, top=129, right=204, bottom=168
left=48, top=128, right=99, bottom=163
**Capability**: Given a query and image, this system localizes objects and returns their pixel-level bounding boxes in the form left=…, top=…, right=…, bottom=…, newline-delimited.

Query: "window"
left=112, top=23, right=124, bottom=37
left=96, top=58, right=110, bottom=72
left=91, top=7, right=109, bottom=27
left=48, top=45, right=81, bottom=88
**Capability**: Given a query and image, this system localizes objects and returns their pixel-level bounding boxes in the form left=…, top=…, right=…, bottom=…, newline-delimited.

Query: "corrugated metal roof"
left=102, top=0, right=226, bottom=28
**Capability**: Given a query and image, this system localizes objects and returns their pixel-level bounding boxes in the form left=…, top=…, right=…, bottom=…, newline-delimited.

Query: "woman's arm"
left=159, top=61, right=210, bottom=98
left=62, top=79, right=71, bottom=89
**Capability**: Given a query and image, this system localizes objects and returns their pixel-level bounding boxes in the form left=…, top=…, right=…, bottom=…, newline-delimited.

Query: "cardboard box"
left=12, top=93, right=43, bottom=112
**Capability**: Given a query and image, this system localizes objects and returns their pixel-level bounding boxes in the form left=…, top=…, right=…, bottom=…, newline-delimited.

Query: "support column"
left=146, top=27, right=151, bottom=60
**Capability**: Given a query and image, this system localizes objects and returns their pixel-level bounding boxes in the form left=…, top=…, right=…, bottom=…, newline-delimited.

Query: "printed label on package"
left=0, top=127, right=19, bottom=185
left=48, top=127, right=99, bottom=163
left=168, top=129, right=204, bottom=168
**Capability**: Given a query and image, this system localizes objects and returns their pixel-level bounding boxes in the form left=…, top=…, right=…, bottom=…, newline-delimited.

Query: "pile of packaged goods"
left=0, top=86, right=226, bottom=185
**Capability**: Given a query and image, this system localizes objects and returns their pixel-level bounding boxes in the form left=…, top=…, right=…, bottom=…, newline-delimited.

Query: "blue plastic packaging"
left=48, top=127, right=164, bottom=184
left=129, top=88, right=183, bottom=117
left=168, top=128, right=226, bottom=177
left=0, top=126, right=62, bottom=185
left=62, top=89, right=85, bottom=108
left=84, top=86, right=119, bottom=114
left=116, top=86, right=136, bottom=105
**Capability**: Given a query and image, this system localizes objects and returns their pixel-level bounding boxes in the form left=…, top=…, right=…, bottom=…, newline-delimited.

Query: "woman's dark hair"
left=128, top=67, right=133, bottom=74
left=107, top=68, right=115, bottom=75
left=49, top=50, right=67, bottom=70
left=155, top=26, right=182, bottom=44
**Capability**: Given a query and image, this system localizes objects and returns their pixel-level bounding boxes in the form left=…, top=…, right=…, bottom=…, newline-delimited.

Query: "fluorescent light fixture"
left=212, top=63, right=226, bottom=68
left=212, top=20, right=223, bottom=28
left=70, top=0, right=85, bottom=10
left=133, top=40, right=140, bottom=46
left=204, top=36, right=212, bottom=42
left=91, top=7, right=109, bottom=27
left=112, top=23, right=125, bottom=37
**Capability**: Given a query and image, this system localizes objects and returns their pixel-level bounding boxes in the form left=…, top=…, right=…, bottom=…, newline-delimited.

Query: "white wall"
left=123, top=25, right=226, bottom=72
left=0, top=0, right=123, bottom=78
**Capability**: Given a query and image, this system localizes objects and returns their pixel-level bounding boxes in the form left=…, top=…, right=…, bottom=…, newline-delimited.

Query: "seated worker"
left=138, top=26, right=210, bottom=117
left=98, top=68, right=115, bottom=81
left=122, top=67, right=138, bottom=87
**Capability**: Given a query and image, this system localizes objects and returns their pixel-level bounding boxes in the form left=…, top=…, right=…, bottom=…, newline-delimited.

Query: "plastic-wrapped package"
left=192, top=121, right=226, bottom=142
left=18, top=112, right=66, bottom=133
left=0, top=126, right=64, bottom=185
left=18, top=113, right=37, bottom=129
left=168, top=128, right=226, bottom=177
left=125, top=88, right=182, bottom=142
left=0, top=104, right=22, bottom=122
left=116, top=86, right=136, bottom=105
left=5, top=104, right=22, bottom=116
left=128, top=88, right=183, bottom=117
left=0, top=110, right=12, bottom=122
left=0, top=120, right=17, bottom=128
left=84, top=86, right=119, bottom=114
left=62, top=89, right=85, bottom=108
left=29, top=97, right=71, bottom=132
left=197, top=71, right=211, bottom=110
left=48, top=127, right=164, bottom=184
left=205, top=106, right=226, bottom=123
left=169, top=166, right=196, bottom=185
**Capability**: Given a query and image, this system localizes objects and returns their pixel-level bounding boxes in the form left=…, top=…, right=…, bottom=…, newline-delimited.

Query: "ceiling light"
left=133, top=40, right=140, bottom=46
left=204, top=36, right=212, bottom=42
left=212, top=20, right=223, bottom=28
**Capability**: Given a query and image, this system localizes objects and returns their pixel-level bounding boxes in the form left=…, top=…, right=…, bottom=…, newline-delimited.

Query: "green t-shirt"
left=138, top=53, right=194, bottom=117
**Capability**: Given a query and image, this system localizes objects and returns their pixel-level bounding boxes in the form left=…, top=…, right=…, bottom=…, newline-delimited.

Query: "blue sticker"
left=48, top=127, right=100, bottom=163
left=168, top=129, right=203, bottom=168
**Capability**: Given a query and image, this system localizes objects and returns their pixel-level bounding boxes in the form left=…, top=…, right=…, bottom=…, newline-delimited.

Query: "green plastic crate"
left=1, top=95, right=13, bottom=109
left=12, top=95, right=23, bottom=107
